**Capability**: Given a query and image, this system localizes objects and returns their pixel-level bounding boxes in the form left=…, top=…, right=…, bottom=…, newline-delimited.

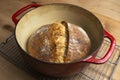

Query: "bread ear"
left=64, top=23, right=91, bottom=62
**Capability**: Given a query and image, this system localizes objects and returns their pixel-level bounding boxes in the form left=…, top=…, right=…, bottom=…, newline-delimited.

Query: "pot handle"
left=83, top=30, right=116, bottom=64
left=12, top=4, right=41, bottom=25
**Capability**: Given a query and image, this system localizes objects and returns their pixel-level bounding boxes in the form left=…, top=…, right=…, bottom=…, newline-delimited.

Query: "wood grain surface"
left=0, top=0, right=120, bottom=80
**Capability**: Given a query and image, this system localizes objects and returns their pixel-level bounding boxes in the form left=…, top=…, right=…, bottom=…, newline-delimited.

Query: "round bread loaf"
left=27, top=21, right=91, bottom=63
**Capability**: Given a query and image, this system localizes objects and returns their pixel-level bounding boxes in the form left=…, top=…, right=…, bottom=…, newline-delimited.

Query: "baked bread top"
left=27, top=21, right=91, bottom=63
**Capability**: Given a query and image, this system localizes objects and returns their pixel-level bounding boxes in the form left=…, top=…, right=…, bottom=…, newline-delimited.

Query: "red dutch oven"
left=12, top=3, right=116, bottom=77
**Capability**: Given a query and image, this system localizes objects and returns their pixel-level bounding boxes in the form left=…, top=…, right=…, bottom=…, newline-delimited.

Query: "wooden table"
left=0, top=0, right=120, bottom=80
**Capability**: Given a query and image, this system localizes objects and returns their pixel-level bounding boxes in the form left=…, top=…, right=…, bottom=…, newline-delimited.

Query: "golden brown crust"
left=27, top=26, right=52, bottom=62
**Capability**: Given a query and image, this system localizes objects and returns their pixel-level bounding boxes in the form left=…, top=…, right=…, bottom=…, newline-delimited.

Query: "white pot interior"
left=15, top=3, right=104, bottom=53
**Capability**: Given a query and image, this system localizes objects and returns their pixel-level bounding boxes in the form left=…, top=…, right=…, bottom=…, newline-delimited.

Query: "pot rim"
left=14, top=3, right=104, bottom=65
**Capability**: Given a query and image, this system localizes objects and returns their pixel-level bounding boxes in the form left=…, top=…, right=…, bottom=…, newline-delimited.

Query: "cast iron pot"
left=12, top=3, right=116, bottom=77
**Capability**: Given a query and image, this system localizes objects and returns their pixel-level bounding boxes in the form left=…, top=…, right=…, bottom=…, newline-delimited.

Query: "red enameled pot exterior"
left=12, top=4, right=116, bottom=77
